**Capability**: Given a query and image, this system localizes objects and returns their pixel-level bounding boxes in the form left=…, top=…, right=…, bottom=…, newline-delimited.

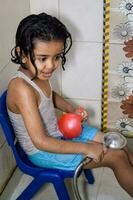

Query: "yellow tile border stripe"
left=101, top=0, right=110, bottom=132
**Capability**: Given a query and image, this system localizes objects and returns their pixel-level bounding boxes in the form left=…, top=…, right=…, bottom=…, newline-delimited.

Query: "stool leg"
left=84, top=169, right=95, bottom=184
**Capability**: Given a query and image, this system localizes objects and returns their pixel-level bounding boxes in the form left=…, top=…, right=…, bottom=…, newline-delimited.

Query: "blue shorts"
left=28, top=123, right=98, bottom=171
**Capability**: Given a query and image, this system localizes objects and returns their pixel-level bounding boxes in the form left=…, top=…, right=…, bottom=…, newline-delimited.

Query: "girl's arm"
left=52, top=91, right=75, bottom=113
left=10, top=82, right=104, bottom=162
left=52, top=91, right=88, bottom=121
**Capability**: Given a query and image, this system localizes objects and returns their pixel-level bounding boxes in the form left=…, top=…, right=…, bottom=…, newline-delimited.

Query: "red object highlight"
left=58, top=113, right=82, bottom=139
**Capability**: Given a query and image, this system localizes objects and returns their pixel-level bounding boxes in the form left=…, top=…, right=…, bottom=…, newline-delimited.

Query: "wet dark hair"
left=11, top=12, right=72, bottom=79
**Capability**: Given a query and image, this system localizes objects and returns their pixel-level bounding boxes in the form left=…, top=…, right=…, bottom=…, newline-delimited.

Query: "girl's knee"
left=114, top=149, right=127, bottom=160
left=104, top=149, right=127, bottom=168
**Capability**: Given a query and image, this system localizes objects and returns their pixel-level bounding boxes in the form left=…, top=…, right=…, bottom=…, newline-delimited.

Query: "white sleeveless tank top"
left=7, top=71, right=62, bottom=155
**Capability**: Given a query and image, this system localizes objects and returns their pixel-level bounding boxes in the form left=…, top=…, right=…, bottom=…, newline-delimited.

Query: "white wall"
left=30, top=0, right=103, bottom=127
left=0, top=0, right=30, bottom=193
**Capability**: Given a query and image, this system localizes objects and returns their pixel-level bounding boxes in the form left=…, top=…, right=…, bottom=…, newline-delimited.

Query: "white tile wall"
left=30, top=0, right=59, bottom=17
left=0, top=168, right=24, bottom=200
left=0, top=0, right=30, bottom=70
left=62, top=42, right=103, bottom=100
left=30, top=0, right=103, bottom=127
left=0, top=142, right=16, bottom=192
left=59, top=0, right=103, bottom=42
left=50, top=67, right=62, bottom=94
left=0, top=0, right=30, bottom=194
left=0, top=62, right=18, bottom=94
left=0, top=126, right=5, bottom=148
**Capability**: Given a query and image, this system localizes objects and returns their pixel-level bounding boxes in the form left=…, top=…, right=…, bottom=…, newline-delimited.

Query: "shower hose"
left=73, top=156, right=93, bottom=200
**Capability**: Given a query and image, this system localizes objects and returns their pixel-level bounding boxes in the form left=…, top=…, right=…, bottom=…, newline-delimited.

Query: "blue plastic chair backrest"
left=0, top=91, right=16, bottom=146
left=0, top=90, right=44, bottom=174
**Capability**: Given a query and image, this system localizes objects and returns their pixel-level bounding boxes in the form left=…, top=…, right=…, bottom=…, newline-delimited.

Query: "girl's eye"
left=55, top=55, right=62, bottom=60
left=39, top=57, right=47, bottom=62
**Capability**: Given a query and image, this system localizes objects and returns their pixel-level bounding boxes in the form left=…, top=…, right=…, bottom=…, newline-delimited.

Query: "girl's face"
left=25, top=40, right=64, bottom=80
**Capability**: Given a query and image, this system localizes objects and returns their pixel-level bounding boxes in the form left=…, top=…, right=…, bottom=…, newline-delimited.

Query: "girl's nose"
left=46, top=59, right=55, bottom=69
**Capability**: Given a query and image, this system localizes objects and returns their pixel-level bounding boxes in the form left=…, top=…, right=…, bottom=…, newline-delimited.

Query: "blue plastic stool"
left=0, top=90, right=94, bottom=200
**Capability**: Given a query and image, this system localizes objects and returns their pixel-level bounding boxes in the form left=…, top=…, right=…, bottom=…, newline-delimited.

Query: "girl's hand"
left=75, top=106, right=88, bottom=122
left=85, top=142, right=107, bottom=163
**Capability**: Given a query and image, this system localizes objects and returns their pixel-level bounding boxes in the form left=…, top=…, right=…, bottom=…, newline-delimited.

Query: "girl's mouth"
left=41, top=71, right=53, bottom=78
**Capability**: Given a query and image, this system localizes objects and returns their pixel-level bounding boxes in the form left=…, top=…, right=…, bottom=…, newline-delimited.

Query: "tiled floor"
left=1, top=167, right=132, bottom=200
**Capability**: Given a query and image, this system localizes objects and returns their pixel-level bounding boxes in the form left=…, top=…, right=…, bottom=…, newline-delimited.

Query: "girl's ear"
left=15, top=46, right=20, bottom=55
left=16, top=46, right=27, bottom=63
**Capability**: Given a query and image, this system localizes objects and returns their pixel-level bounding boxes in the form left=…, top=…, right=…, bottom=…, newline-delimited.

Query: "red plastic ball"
left=58, top=113, right=82, bottom=139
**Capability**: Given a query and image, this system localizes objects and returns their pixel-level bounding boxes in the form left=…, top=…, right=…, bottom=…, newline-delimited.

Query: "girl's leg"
left=94, top=131, right=133, bottom=166
left=123, top=146, right=133, bottom=166
left=84, top=132, right=133, bottom=197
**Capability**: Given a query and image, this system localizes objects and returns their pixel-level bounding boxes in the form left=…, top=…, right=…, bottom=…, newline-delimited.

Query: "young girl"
left=7, top=13, right=133, bottom=197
